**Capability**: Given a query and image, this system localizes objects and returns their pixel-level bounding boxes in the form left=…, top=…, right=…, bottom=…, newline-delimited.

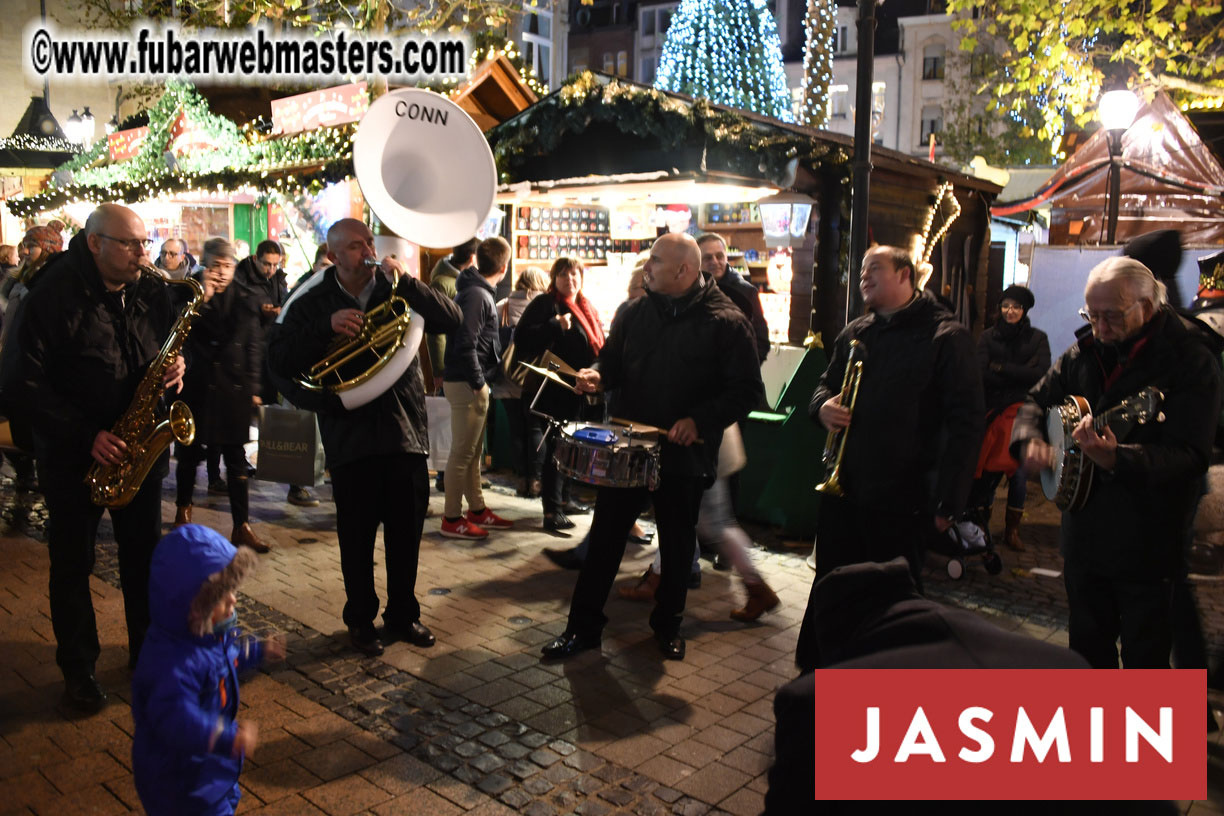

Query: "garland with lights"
left=653, top=0, right=793, bottom=123
left=488, top=72, right=851, bottom=187
left=8, top=80, right=358, bottom=218
left=799, top=0, right=836, bottom=127
left=0, top=135, right=82, bottom=154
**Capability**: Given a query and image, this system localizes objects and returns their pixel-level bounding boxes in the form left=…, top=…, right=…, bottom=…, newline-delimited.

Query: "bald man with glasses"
left=1012, top=256, right=1222, bottom=670
left=2, top=203, right=188, bottom=713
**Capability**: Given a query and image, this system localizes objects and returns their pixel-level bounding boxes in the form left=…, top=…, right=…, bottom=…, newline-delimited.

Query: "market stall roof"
left=0, top=96, right=78, bottom=172
left=486, top=72, right=1002, bottom=198
left=449, top=53, right=538, bottom=132
left=991, top=90, right=1224, bottom=245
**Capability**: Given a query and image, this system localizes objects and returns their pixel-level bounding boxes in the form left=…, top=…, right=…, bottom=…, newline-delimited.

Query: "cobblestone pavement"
left=3, top=462, right=1224, bottom=815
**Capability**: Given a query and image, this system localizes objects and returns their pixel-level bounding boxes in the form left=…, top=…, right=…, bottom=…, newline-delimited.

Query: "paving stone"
left=477, top=773, right=514, bottom=796
left=520, top=731, right=551, bottom=749
left=576, top=800, right=612, bottom=816
left=654, top=787, right=683, bottom=804
left=522, top=775, right=555, bottom=797
left=524, top=801, right=559, bottom=816
left=507, top=758, right=539, bottom=780
left=500, top=787, right=534, bottom=810
left=529, top=747, right=562, bottom=768
left=548, top=739, right=577, bottom=756
left=496, top=742, right=532, bottom=760
left=477, top=712, right=512, bottom=728
left=599, top=787, right=636, bottom=806
left=471, top=752, right=507, bottom=773
left=479, top=730, right=512, bottom=748
left=455, top=721, right=485, bottom=738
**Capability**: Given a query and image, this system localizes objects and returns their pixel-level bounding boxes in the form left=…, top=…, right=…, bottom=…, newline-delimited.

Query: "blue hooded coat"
left=131, top=525, right=262, bottom=816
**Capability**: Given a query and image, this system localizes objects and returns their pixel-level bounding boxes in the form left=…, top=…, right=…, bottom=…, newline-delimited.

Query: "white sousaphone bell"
left=304, top=88, right=498, bottom=409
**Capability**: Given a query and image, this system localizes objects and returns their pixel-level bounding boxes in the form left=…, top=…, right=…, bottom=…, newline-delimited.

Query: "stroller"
left=927, top=504, right=1003, bottom=580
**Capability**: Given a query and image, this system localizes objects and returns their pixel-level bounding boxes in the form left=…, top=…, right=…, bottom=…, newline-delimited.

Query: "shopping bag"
left=426, top=395, right=451, bottom=472
left=255, top=405, right=325, bottom=486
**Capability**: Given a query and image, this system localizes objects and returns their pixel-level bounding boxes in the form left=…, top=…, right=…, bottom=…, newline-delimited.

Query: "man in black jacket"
left=541, top=232, right=765, bottom=661
left=698, top=232, right=770, bottom=363
left=267, top=218, right=462, bottom=657
left=1014, top=256, right=1222, bottom=669
left=798, top=244, right=983, bottom=671
left=4, top=203, right=186, bottom=712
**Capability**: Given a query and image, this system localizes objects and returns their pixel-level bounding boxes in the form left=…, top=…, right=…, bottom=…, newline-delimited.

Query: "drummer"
left=540, top=233, right=764, bottom=661
left=513, top=257, right=604, bottom=531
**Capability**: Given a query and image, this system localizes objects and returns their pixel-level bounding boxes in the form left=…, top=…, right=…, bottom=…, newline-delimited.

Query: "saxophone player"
left=796, top=244, right=983, bottom=672
left=2, top=204, right=186, bottom=714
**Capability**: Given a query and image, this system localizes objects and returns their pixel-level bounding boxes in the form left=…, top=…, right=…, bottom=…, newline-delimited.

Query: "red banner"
left=271, top=83, right=369, bottom=136
left=108, top=127, right=148, bottom=162
left=812, top=670, right=1205, bottom=801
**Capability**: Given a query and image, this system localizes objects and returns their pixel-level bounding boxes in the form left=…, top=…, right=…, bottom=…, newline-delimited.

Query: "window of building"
left=922, top=43, right=946, bottom=80
left=571, top=46, right=589, bottom=74
left=521, top=4, right=554, bottom=86
left=833, top=25, right=848, bottom=53
left=640, top=57, right=656, bottom=84
left=603, top=52, right=615, bottom=73
left=829, top=84, right=849, bottom=119
left=641, top=7, right=655, bottom=36
left=617, top=50, right=628, bottom=76
left=920, top=105, right=943, bottom=143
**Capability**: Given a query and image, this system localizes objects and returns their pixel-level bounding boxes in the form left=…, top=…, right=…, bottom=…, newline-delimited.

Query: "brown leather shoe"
left=617, top=568, right=660, bottom=602
left=173, top=505, right=192, bottom=528
left=231, top=522, right=270, bottom=554
left=730, top=581, right=780, bottom=622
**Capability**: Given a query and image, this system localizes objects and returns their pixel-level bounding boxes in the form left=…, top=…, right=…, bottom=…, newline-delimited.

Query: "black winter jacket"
left=594, top=273, right=764, bottom=485
left=809, top=293, right=984, bottom=517
left=977, top=316, right=1051, bottom=414
left=233, top=256, right=288, bottom=331
left=5, top=231, right=184, bottom=481
left=716, top=268, right=770, bottom=363
left=179, top=276, right=262, bottom=445
left=266, top=267, right=462, bottom=470
left=442, top=268, right=501, bottom=389
left=513, top=291, right=600, bottom=420
left=1010, top=307, right=1222, bottom=579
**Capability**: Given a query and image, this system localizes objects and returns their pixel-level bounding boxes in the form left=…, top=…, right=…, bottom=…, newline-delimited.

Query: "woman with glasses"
left=970, top=284, right=1050, bottom=550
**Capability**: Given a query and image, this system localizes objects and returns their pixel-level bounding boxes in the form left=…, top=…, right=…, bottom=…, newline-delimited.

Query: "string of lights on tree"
left=653, top=0, right=794, bottom=123
left=799, top=0, right=837, bottom=127
left=0, top=135, right=81, bottom=154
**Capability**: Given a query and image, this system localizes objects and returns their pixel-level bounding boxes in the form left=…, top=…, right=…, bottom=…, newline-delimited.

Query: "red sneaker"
left=440, top=517, right=489, bottom=540
left=467, top=507, right=513, bottom=529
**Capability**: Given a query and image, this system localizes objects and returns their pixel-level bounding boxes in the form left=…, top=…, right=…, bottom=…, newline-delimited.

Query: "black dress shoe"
left=387, top=620, right=436, bottom=648
left=349, top=625, right=385, bottom=657
left=627, top=532, right=654, bottom=545
left=541, top=631, right=601, bottom=660
left=544, top=512, right=576, bottom=532
left=713, top=552, right=731, bottom=571
left=656, top=635, right=686, bottom=661
left=62, top=674, right=108, bottom=714
left=544, top=547, right=583, bottom=570
left=562, top=500, right=591, bottom=515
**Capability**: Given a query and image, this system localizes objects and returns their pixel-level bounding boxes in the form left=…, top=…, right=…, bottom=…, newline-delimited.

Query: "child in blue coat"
left=131, top=524, right=285, bottom=816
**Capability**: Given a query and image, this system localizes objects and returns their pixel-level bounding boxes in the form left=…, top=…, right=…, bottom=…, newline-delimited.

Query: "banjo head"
left=1041, top=396, right=1087, bottom=509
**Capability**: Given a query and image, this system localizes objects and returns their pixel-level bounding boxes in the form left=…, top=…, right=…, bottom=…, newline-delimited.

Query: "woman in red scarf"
left=513, top=257, right=604, bottom=531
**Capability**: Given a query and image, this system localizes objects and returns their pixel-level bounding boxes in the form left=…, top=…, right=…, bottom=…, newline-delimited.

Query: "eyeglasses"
left=98, top=233, right=153, bottom=252
left=1000, top=302, right=1024, bottom=312
left=1078, top=301, right=1141, bottom=327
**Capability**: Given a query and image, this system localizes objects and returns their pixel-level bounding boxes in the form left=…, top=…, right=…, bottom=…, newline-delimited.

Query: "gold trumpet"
left=815, top=339, right=865, bottom=497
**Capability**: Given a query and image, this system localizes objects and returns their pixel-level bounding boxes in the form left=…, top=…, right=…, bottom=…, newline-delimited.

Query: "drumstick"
left=609, top=417, right=703, bottom=444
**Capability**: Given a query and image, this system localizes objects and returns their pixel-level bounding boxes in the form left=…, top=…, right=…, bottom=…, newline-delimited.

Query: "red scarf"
left=558, top=290, right=604, bottom=355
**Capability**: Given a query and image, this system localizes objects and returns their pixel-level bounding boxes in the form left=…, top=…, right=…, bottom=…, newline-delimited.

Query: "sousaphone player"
left=268, top=88, right=489, bottom=657
left=1013, top=256, right=1222, bottom=669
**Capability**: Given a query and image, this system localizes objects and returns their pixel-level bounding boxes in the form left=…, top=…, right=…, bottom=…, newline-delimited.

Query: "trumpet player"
left=796, top=244, right=982, bottom=672
left=267, top=218, right=462, bottom=658
left=0, top=204, right=186, bottom=713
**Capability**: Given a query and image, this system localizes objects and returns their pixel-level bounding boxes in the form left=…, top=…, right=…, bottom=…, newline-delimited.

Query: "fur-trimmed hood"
left=149, top=524, right=258, bottom=639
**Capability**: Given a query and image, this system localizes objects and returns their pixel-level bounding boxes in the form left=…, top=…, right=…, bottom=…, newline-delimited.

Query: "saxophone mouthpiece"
left=362, top=257, right=381, bottom=270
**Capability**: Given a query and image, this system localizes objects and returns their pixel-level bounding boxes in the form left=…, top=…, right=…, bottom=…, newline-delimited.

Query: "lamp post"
left=1099, top=88, right=1139, bottom=245
left=847, top=0, right=879, bottom=321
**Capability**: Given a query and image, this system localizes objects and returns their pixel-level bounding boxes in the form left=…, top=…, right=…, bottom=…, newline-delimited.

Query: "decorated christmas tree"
left=799, top=0, right=837, bottom=127
left=654, top=0, right=794, bottom=123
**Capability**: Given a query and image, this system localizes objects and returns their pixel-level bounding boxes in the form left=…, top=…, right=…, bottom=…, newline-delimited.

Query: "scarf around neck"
left=557, top=290, right=604, bottom=354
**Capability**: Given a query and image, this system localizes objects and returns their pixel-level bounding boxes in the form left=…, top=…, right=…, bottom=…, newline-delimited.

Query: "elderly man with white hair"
left=1013, top=256, right=1222, bottom=669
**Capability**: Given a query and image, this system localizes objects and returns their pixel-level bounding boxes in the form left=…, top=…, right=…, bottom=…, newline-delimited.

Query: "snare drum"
left=553, top=422, right=661, bottom=490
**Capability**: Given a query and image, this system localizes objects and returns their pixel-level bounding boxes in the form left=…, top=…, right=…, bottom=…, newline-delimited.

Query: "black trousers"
left=566, top=446, right=703, bottom=641
left=1063, top=563, right=1173, bottom=669
left=176, top=441, right=249, bottom=526
left=329, top=452, right=428, bottom=629
left=796, top=495, right=928, bottom=672
left=40, top=455, right=165, bottom=678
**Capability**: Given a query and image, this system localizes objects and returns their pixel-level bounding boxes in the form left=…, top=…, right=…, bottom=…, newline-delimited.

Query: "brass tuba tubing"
left=815, top=340, right=865, bottom=497
left=299, top=294, right=414, bottom=392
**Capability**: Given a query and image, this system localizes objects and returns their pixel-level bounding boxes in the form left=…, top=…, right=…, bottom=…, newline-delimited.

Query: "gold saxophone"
left=87, top=267, right=204, bottom=507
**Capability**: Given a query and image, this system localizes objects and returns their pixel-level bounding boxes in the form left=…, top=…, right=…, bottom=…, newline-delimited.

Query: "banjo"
left=1041, top=386, right=1164, bottom=511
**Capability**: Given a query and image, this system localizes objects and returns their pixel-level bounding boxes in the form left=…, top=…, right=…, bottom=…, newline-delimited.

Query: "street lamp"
left=1099, top=88, right=1139, bottom=244
left=79, top=107, right=95, bottom=147
left=758, top=191, right=815, bottom=248
left=64, top=109, right=84, bottom=145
